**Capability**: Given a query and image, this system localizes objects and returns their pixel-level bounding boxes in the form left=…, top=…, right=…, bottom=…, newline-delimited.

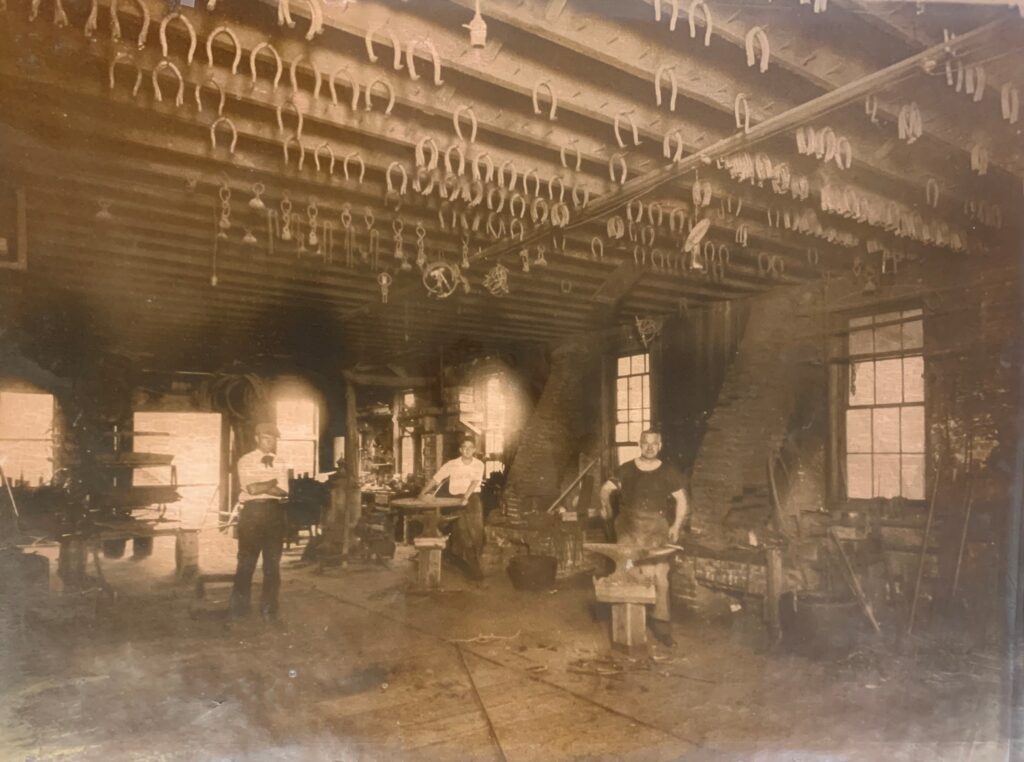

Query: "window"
left=844, top=309, right=925, bottom=499
left=275, top=396, right=319, bottom=477
left=134, top=412, right=221, bottom=527
left=615, top=353, right=651, bottom=465
left=400, top=429, right=415, bottom=478
left=483, top=376, right=506, bottom=458
left=0, top=391, right=55, bottom=487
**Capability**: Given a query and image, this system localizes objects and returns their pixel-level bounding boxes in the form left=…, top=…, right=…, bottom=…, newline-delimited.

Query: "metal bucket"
left=779, top=592, right=863, bottom=657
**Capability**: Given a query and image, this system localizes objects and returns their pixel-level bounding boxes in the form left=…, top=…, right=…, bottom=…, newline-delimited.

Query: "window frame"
left=832, top=306, right=927, bottom=504
left=612, top=351, right=653, bottom=466
left=0, top=389, right=57, bottom=488
left=274, top=396, right=320, bottom=478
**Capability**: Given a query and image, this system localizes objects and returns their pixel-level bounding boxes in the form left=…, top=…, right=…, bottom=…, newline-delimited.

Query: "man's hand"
left=668, top=525, right=681, bottom=544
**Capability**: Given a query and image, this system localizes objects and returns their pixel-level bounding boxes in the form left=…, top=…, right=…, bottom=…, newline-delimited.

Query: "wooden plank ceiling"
left=0, top=0, right=1020, bottom=365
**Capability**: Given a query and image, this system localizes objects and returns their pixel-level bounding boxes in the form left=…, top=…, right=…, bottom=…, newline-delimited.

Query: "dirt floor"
left=0, top=531, right=1018, bottom=761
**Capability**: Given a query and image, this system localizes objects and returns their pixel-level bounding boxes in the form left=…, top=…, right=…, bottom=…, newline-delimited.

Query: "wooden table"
left=390, top=496, right=464, bottom=541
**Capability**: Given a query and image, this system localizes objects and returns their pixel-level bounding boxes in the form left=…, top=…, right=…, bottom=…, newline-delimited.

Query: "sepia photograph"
left=0, top=0, right=1022, bottom=758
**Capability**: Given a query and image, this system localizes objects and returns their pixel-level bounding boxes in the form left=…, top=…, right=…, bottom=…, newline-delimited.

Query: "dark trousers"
left=231, top=500, right=285, bottom=615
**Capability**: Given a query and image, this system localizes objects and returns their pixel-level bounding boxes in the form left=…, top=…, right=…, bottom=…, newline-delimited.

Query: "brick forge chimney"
left=501, top=339, right=601, bottom=519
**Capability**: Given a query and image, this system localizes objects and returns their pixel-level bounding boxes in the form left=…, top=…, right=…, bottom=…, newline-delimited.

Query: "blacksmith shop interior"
left=1, top=0, right=1023, bottom=759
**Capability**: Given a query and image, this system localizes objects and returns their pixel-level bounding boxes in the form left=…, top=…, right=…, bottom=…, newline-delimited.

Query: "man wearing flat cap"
left=230, top=422, right=291, bottom=621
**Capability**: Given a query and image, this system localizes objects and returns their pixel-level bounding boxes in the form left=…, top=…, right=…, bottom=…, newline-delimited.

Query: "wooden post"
left=414, top=536, right=446, bottom=589
left=175, top=528, right=200, bottom=579
left=611, top=603, right=647, bottom=653
left=343, top=379, right=360, bottom=565
left=765, top=546, right=783, bottom=639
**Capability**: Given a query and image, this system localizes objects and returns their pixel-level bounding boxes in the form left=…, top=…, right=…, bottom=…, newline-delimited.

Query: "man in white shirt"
left=420, top=437, right=486, bottom=580
left=230, top=422, right=291, bottom=621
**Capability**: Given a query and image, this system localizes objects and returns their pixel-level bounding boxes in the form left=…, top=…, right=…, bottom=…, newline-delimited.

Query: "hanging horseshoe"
left=465, top=179, right=485, bottom=208
left=663, top=129, right=684, bottom=163
left=159, top=11, right=197, bottom=64
left=745, top=26, right=769, bottom=73
left=735, top=225, right=748, bottom=246
left=509, top=218, right=525, bottom=242
left=84, top=0, right=100, bottom=39
left=194, top=76, right=225, bottom=115
left=571, top=185, right=589, bottom=210
left=521, top=168, right=541, bottom=197
left=415, top=136, right=440, bottom=170
left=444, top=144, right=466, bottom=176
left=753, top=154, right=772, bottom=185
left=689, top=0, right=713, bottom=47
left=560, top=142, right=582, bottom=172
left=276, top=98, right=304, bottom=138
left=289, top=54, right=323, bottom=100
left=453, top=105, right=478, bottom=143
left=110, top=0, right=150, bottom=50
left=864, top=94, right=879, bottom=124
left=654, top=64, right=678, bottom=111
left=626, top=199, right=644, bottom=224
left=108, top=53, right=143, bottom=97
left=343, top=152, right=365, bottom=183
left=834, top=137, right=852, bottom=170
left=608, top=154, right=628, bottom=185
left=152, top=60, right=185, bottom=107
left=606, top=215, right=625, bottom=240
left=766, top=207, right=781, bottom=228
left=641, top=225, right=656, bottom=248
left=282, top=134, right=306, bottom=169
left=547, top=176, right=566, bottom=203
left=590, top=237, right=604, bottom=260
left=439, top=173, right=460, bottom=200
left=925, top=178, right=940, bottom=209
left=365, top=78, right=395, bottom=115
left=530, top=197, right=550, bottom=224
left=486, top=186, right=507, bottom=213
left=669, top=207, right=687, bottom=235
left=471, top=151, right=494, bottom=183
left=970, top=144, right=989, bottom=176
left=210, top=116, right=238, bottom=154
left=365, top=23, right=403, bottom=69
left=413, top=166, right=436, bottom=195
left=509, top=193, right=527, bottom=219
left=249, top=42, right=284, bottom=92
left=532, top=80, right=558, bottom=120
left=406, top=37, right=444, bottom=86
left=328, top=65, right=360, bottom=110
left=692, top=180, right=712, bottom=207
left=206, top=26, right=241, bottom=75
left=498, top=160, right=518, bottom=191
left=613, top=112, right=641, bottom=148
left=1001, top=83, right=1020, bottom=124
left=313, top=142, right=335, bottom=174
left=965, top=65, right=986, bottom=103
left=734, top=93, right=750, bottom=133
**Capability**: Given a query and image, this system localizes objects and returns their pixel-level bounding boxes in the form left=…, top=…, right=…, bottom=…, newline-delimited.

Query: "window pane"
left=847, top=454, right=872, bottom=499
left=617, top=377, right=628, bottom=395
left=2, top=441, right=52, bottom=487
left=875, top=311, right=900, bottom=327
left=277, top=398, right=317, bottom=439
left=872, top=408, right=901, bottom=453
left=874, top=454, right=901, bottom=498
left=902, top=454, right=925, bottom=500
left=401, top=437, right=415, bottom=477
left=628, top=422, right=643, bottom=443
left=900, top=406, right=925, bottom=453
left=616, top=408, right=628, bottom=423
left=642, top=380, right=650, bottom=408
left=628, top=408, right=643, bottom=422
left=617, top=357, right=630, bottom=376
left=277, top=440, right=316, bottom=476
left=631, top=355, right=646, bottom=375
left=849, top=327, right=873, bottom=356
left=902, top=319, right=923, bottom=351
left=628, top=376, right=642, bottom=408
left=849, top=362, right=875, bottom=406
left=0, top=392, right=53, bottom=439
left=846, top=409, right=872, bottom=453
left=850, top=316, right=872, bottom=328
left=615, top=423, right=629, bottom=443
left=903, top=356, right=924, bottom=402
left=616, top=391, right=628, bottom=411
left=875, top=359, right=903, bottom=404
left=642, top=409, right=651, bottom=427
left=875, top=321, right=902, bottom=354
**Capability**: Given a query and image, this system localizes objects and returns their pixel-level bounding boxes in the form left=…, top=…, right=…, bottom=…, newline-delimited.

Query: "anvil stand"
left=585, top=543, right=679, bottom=653
left=391, top=497, right=463, bottom=591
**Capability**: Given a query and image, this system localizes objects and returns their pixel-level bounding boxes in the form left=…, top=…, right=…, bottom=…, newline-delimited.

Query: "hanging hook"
left=289, top=54, right=323, bottom=100
left=329, top=65, right=360, bottom=110
left=654, top=64, right=678, bottom=111
left=744, top=26, right=769, bottom=73
left=210, top=116, right=238, bottom=154
left=453, top=105, right=478, bottom=143
left=206, top=25, right=241, bottom=74
left=159, top=11, right=197, bottom=64
left=250, top=42, right=284, bottom=90
left=406, top=37, right=444, bottom=86
left=365, top=78, right=395, bottom=115
left=152, top=60, right=185, bottom=107
left=532, top=80, right=558, bottom=120
left=365, top=23, right=403, bottom=70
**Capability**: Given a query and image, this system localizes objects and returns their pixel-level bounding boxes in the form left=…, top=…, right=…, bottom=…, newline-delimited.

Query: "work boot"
left=651, top=620, right=674, bottom=647
left=260, top=603, right=280, bottom=624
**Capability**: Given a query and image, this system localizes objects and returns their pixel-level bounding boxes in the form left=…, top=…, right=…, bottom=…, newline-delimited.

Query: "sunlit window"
left=0, top=391, right=55, bottom=487
left=844, top=309, right=925, bottom=499
left=400, top=431, right=415, bottom=478
left=615, top=354, right=651, bottom=465
left=275, top=396, right=319, bottom=477
left=483, top=376, right=506, bottom=458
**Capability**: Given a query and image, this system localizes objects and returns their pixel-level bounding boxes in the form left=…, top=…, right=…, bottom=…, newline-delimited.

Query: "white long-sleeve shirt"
left=236, top=449, right=290, bottom=503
